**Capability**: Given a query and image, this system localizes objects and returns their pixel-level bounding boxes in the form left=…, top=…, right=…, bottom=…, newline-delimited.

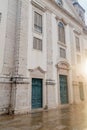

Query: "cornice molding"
left=31, top=0, right=46, bottom=12
left=46, top=0, right=84, bottom=27
left=73, top=28, right=82, bottom=35
left=56, top=61, right=70, bottom=70
left=46, top=79, right=56, bottom=85
left=29, top=66, right=46, bottom=74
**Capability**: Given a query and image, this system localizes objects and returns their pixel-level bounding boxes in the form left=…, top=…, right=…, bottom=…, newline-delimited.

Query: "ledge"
left=46, top=79, right=56, bottom=85
left=12, top=77, right=30, bottom=84
left=31, top=0, right=46, bottom=12
left=0, top=76, right=12, bottom=84
left=0, top=76, right=30, bottom=84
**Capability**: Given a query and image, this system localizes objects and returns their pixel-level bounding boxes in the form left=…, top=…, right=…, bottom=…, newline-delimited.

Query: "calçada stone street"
left=0, top=104, right=87, bottom=130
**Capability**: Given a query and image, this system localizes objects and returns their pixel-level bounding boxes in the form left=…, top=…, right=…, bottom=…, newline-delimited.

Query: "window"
left=58, top=22, right=65, bottom=44
left=75, top=37, right=80, bottom=52
left=55, top=0, right=63, bottom=6
left=77, top=55, right=81, bottom=64
left=79, top=82, right=84, bottom=101
left=60, top=48, right=66, bottom=58
left=34, top=12, right=42, bottom=33
left=33, top=37, right=42, bottom=51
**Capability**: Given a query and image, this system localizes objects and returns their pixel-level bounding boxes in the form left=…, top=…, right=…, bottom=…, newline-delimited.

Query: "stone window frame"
left=32, top=6, right=44, bottom=52
left=56, top=61, right=70, bottom=105
left=58, top=21, right=66, bottom=45
left=29, top=67, right=46, bottom=110
left=32, top=6, right=44, bottom=35
left=74, top=31, right=81, bottom=65
left=34, top=11, right=42, bottom=34
left=60, top=47, right=66, bottom=59
left=33, top=37, right=43, bottom=51
left=75, top=36, right=80, bottom=52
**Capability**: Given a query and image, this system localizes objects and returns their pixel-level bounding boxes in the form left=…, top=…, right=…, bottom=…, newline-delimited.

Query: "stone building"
left=0, top=0, right=87, bottom=114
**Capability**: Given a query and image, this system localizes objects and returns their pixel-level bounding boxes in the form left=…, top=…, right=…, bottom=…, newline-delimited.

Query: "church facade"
left=0, top=0, right=87, bottom=114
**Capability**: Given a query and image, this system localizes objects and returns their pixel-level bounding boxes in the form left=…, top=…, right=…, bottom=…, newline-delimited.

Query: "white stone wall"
left=0, top=83, right=11, bottom=114
left=0, top=0, right=8, bottom=74
left=27, top=0, right=87, bottom=108
left=0, top=0, right=87, bottom=114
left=0, top=0, right=18, bottom=114
left=27, top=1, right=47, bottom=72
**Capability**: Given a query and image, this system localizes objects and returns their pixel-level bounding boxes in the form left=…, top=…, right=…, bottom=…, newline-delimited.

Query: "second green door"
left=59, top=75, right=68, bottom=104
left=32, top=78, right=43, bottom=109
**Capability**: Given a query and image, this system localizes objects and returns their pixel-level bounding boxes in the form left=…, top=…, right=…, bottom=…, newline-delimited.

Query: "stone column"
left=10, top=0, right=30, bottom=114
left=1, top=0, right=17, bottom=76
left=46, top=11, right=56, bottom=109
left=0, top=0, right=18, bottom=114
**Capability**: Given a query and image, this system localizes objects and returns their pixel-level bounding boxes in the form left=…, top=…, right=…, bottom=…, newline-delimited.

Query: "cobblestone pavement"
left=0, top=104, right=87, bottom=130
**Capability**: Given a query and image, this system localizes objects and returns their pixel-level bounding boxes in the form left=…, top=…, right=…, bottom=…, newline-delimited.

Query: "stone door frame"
left=56, top=61, right=71, bottom=106
left=29, top=67, right=46, bottom=111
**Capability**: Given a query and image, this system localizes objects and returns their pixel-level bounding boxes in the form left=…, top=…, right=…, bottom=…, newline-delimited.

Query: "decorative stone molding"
left=12, top=77, right=30, bottom=84
left=73, top=28, right=82, bottom=35
left=56, top=61, right=70, bottom=70
left=61, top=18, right=68, bottom=25
left=72, top=81, right=78, bottom=86
left=0, top=76, right=12, bottom=84
left=0, top=76, right=30, bottom=84
left=29, top=67, right=46, bottom=78
left=46, top=79, right=56, bottom=85
left=55, top=16, right=69, bottom=25
left=55, top=0, right=63, bottom=7
left=29, top=66, right=46, bottom=73
left=58, top=41, right=67, bottom=47
left=31, top=0, right=46, bottom=12
left=47, top=0, right=83, bottom=26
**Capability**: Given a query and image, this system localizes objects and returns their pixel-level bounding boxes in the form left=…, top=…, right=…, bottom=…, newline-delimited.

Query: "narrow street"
left=0, top=104, right=87, bottom=130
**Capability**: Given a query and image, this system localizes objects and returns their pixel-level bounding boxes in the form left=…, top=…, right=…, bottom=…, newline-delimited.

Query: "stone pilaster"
left=46, top=11, right=56, bottom=109
left=14, top=0, right=29, bottom=77
left=46, top=11, right=53, bottom=80
left=2, top=0, right=17, bottom=76
left=10, top=0, right=30, bottom=114
left=0, top=0, right=17, bottom=114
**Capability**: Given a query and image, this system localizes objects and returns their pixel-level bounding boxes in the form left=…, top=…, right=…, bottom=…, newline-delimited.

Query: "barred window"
left=33, top=37, right=42, bottom=51
left=58, top=22, right=65, bottom=44
left=60, top=48, right=66, bottom=58
left=76, top=37, right=80, bottom=52
left=77, top=55, right=81, bottom=64
left=34, top=12, right=42, bottom=33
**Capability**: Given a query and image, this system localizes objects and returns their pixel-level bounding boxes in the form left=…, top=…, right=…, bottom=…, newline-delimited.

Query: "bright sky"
left=78, top=0, right=87, bottom=24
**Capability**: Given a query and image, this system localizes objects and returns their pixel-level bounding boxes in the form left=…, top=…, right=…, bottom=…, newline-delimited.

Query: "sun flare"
left=81, top=60, right=87, bottom=76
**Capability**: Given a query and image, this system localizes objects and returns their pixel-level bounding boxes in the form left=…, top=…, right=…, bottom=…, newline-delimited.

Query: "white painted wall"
left=52, top=13, right=59, bottom=105
left=27, top=2, right=47, bottom=72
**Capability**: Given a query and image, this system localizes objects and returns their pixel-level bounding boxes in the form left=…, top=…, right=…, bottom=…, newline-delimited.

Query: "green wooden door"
left=59, top=75, right=68, bottom=104
left=32, top=78, right=42, bottom=109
